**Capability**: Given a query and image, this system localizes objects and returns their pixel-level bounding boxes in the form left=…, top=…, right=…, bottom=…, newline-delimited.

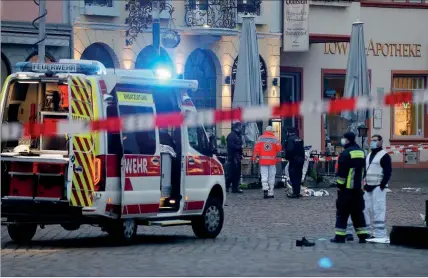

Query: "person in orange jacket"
left=253, top=126, right=282, bottom=198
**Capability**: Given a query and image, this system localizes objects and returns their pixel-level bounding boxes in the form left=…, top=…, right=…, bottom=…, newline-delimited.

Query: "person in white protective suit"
left=253, top=126, right=282, bottom=198
left=345, top=134, right=392, bottom=243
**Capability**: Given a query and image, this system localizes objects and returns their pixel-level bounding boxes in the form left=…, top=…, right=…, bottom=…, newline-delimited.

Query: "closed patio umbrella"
left=232, top=15, right=263, bottom=146
left=341, top=21, right=371, bottom=149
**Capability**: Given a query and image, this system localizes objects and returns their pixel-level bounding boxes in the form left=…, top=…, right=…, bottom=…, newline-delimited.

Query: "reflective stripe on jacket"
left=365, top=150, right=387, bottom=186
left=253, top=131, right=282, bottom=165
left=335, top=144, right=366, bottom=190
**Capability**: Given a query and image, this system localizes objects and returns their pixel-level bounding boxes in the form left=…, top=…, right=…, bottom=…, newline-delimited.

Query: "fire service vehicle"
left=0, top=60, right=225, bottom=243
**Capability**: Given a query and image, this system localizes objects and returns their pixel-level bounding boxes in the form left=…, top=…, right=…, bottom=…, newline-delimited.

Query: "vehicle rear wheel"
left=7, top=223, right=37, bottom=244
left=106, top=219, right=137, bottom=244
left=192, top=198, right=224, bottom=239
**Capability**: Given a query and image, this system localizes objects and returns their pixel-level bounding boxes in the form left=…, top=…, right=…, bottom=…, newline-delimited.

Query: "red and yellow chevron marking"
left=70, top=76, right=93, bottom=122
left=71, top=136, right=95, bottom=207
left=70, top=76, right=95, bottom=207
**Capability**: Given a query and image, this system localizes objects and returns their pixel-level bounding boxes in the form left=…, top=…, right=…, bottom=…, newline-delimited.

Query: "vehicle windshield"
left=1, top=78, right=70, bottom=154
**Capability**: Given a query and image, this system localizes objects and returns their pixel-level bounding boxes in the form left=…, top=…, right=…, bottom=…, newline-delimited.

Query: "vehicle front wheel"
left=7, top=223, right=37, bottom=244
left=191, top=198, right=224, bottom=239
left=106, top=219, right=137, bottom=244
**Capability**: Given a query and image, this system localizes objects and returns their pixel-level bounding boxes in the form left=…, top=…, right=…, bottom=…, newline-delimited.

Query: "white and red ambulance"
left=0, top=60, right=225, bottom=243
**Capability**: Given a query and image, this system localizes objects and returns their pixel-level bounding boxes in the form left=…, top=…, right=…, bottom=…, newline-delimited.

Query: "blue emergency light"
left=154, top=68, right=172, bottom=80
left=15, top=62, right=102, bottom=75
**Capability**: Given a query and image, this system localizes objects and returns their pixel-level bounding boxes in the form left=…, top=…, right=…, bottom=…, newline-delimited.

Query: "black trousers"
left=335, top=190, right=368, bottom=238
left=226, top=159, right=241, bottom=190
left=289, top=160, right=304, bottom=195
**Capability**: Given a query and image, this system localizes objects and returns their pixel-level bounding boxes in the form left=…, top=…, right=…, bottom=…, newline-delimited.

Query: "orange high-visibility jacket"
left=253, top=131, right=282, bottom=165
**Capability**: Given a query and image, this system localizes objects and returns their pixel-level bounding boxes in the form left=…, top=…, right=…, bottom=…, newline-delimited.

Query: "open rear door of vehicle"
left=115, top=89, right=161, bottom=217
left=67, top=75, right=95, bottom=208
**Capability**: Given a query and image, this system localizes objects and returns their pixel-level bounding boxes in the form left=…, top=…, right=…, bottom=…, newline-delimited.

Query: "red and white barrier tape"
left=1, top=91, right=428, bottom=141
left=386, top=146, right=428, bottom=155
left=385, top=144, right=428, bottom=150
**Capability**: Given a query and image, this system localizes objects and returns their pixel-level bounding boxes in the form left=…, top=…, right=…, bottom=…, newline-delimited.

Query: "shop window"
left=323, top=74, right=350, bottom=150
left=393, top=76, right=426, bottom=137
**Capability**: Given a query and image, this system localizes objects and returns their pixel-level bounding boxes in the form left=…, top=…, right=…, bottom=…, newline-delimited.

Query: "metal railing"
left=184, top=0, right=261, bottom=28
left=84, top=0, right=113, bottom=7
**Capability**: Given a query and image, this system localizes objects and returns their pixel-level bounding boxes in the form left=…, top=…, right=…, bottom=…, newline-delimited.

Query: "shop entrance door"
left=280, top=72, right=302, bottom=143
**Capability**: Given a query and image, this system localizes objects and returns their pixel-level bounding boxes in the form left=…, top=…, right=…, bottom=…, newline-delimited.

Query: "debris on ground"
left=303, top=188, right=329, bottom=197
left=401, top=187, right=421, bottom=192
left=296, top=237, right=315, bottom=247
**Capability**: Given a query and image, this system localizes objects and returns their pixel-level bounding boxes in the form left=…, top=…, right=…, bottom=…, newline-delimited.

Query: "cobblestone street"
left=2, top=181, right=428, bottom=276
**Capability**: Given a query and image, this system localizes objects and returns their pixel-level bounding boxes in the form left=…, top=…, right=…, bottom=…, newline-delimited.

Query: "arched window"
left=135, top=45, right=173, bottom=70
left=26, top=52, right=56, bottom=63
left=80, top=43, right=119, bottom=69
left=184, top=49, right=217, bottom=110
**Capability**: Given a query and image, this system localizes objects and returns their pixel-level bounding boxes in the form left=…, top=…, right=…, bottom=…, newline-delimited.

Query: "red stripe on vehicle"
left=186, top=156, right=211, bottom=176
left=123, top=155, right=161, bottom=177
left=138, top=203, right=159, bottom=214
left=124, top=178, right=133, bottom=191
left=210, top=157, right=224, bottom=175
left=184, top=201, right=205, bottom=211
left=126, top=204, right=140, bottom=214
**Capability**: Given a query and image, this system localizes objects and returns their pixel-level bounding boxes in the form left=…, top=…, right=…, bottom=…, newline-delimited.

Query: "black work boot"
left=346, top=234, right=354, bottom=241
left=330, top=236, right=346, bottom=243
left=232, top=188, right=243, bottom=194
left=358, top=234, right=370, bottom=244
left=287, top=193, right=300, bottom=198
left=263, top=190, right=269, bottom=199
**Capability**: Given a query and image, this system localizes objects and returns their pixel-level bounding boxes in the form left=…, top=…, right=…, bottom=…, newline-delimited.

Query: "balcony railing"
left=184, top=0, right=261, bottom=29
left=84, top=0, right=113, bottom=7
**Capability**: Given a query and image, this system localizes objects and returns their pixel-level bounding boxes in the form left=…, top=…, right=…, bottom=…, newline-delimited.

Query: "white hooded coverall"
left=346, top=150, right=388, bottom=239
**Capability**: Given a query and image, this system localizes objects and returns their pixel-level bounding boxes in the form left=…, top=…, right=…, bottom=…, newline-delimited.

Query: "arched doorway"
left=25, top=51, right=56, bottom=63
left=80, top=43, right=119, bottom=69
left=184, top=49, right=217, bottom=111
left=135, top=45, right=173, bottom=70
left=1, top=52, right=11, bottom=91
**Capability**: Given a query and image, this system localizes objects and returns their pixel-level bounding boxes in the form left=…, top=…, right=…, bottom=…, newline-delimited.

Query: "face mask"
left=340, top=138, right=347, bottom=146
left=370, top=141, right=378, bottom=149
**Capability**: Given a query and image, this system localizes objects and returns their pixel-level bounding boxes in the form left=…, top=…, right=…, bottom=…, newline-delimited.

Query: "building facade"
left=280, top=0, right=428, bottom=168
left=1, top=0, right=73, bottom=91
left=70, top=0, right=282, bottom=139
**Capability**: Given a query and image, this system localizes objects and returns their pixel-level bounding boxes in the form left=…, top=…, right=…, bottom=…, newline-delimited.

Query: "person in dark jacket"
left=284, top=128, right=305, bottom=198
left=226, top=121, right=244, bottom=193
left=331, top=131, right=370, bottom=243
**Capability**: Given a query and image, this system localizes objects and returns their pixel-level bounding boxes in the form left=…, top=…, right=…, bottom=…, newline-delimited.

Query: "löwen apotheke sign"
left=231, top=55, right=267, bottom=99
left=324, top=39, right=422, bottom=57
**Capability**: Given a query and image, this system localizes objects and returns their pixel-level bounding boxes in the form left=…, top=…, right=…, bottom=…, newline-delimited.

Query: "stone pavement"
left=2, top=186, right=428, bottom=276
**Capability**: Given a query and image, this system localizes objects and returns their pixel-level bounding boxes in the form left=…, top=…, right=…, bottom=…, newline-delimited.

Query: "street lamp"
left=357, top=124, right=369, bottom=149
